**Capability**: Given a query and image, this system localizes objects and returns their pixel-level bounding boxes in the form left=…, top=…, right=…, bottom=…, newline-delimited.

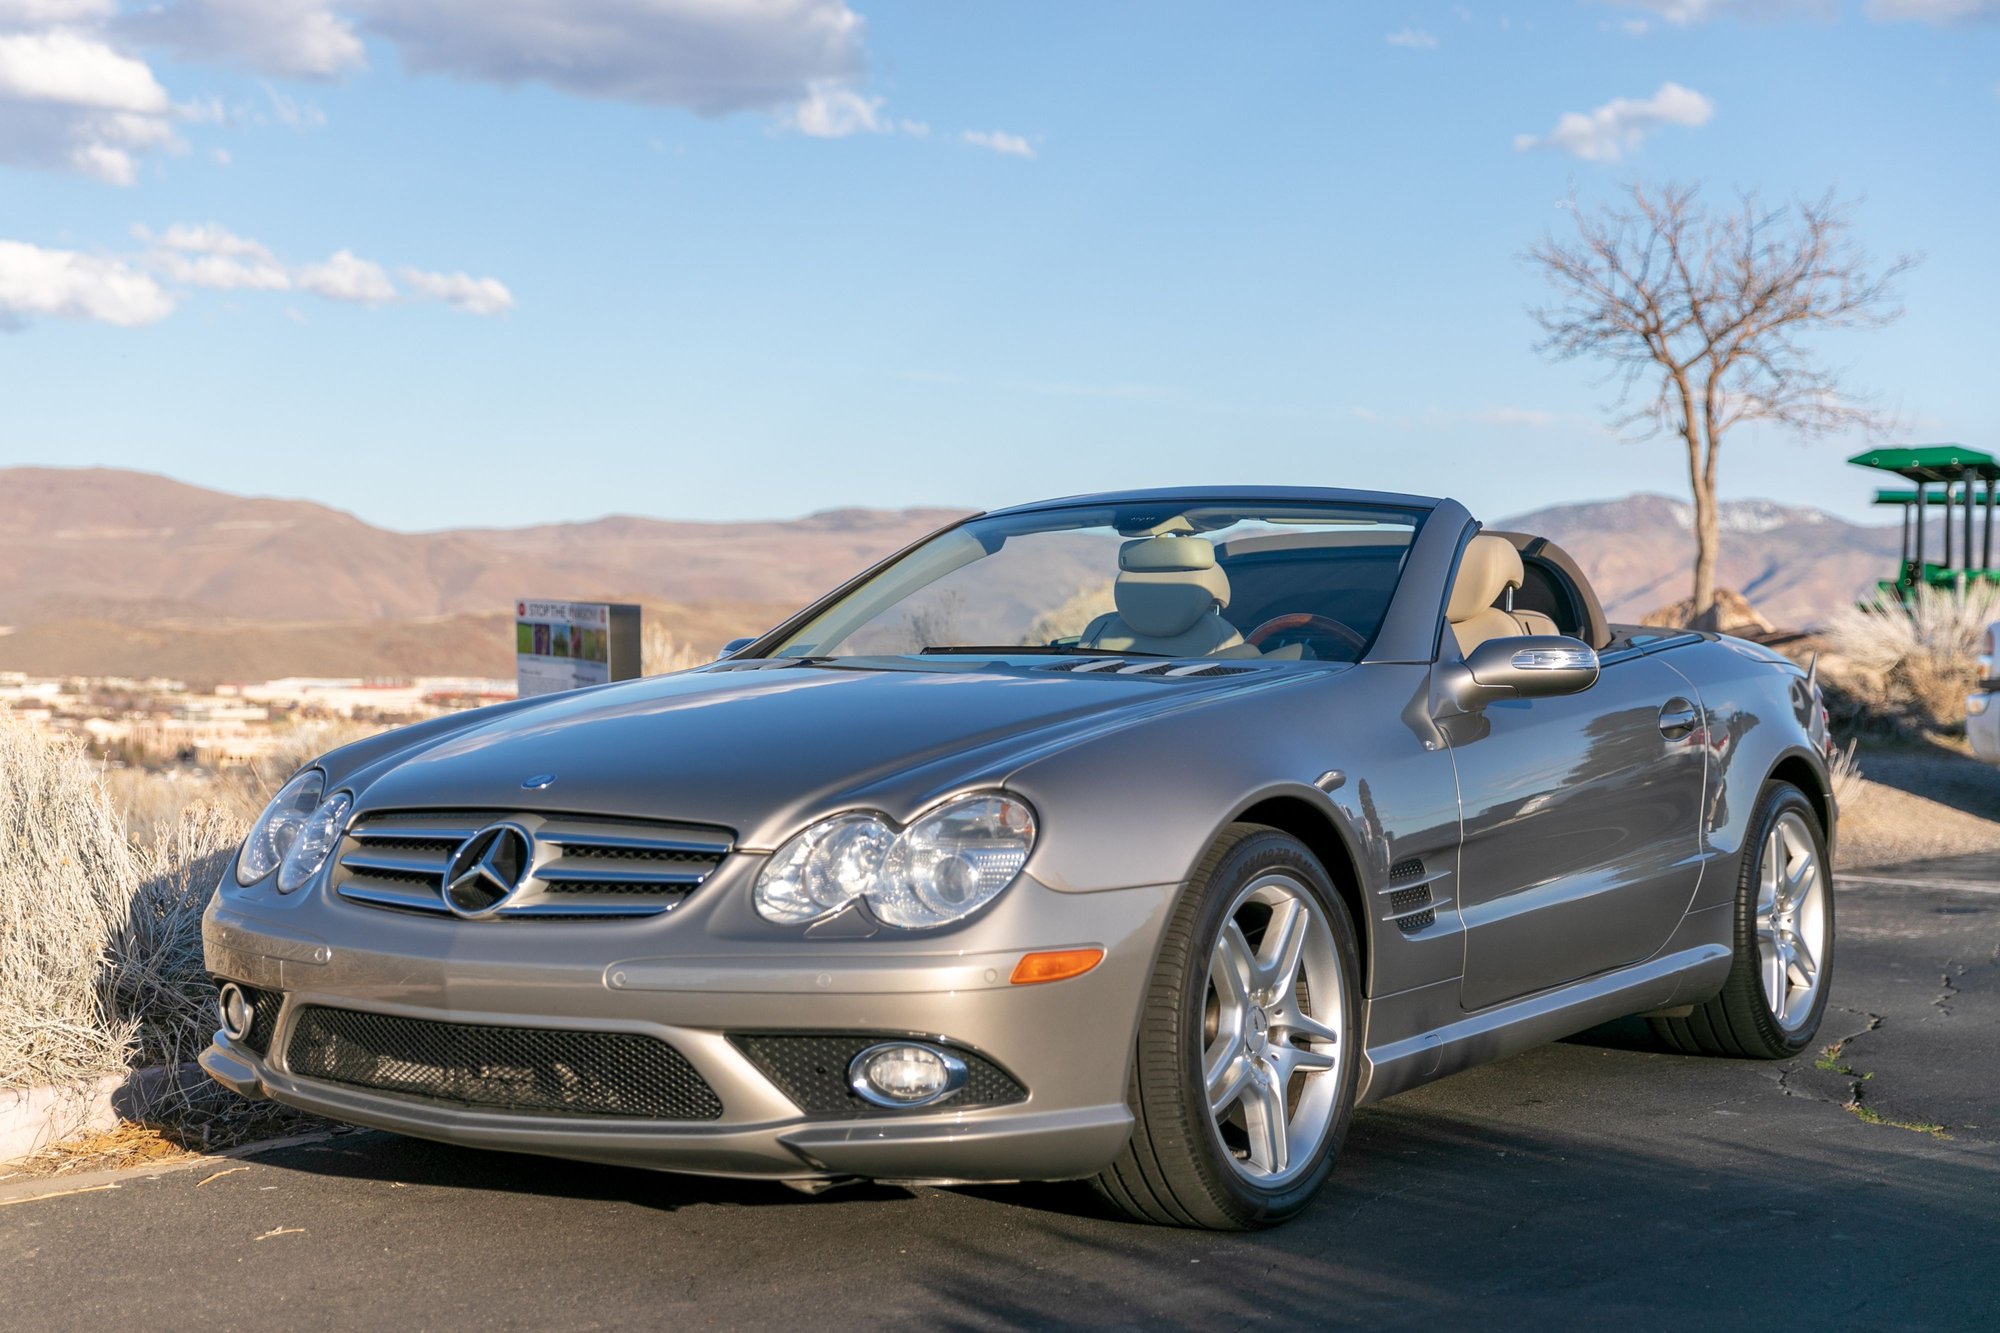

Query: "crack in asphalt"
left=1772, top=1007, right=1880, bottom=1103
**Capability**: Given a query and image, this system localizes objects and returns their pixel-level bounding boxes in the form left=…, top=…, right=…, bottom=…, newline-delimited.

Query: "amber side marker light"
left=1010, top=948, right=1105, bottom=985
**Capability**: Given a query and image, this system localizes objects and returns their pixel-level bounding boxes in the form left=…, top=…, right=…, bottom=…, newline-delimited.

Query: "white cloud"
left=0, top=1, right=114, bottom=22
left=1514, top=81, right=1713, bottom=161
left=135, top=222, right=293, bottom=290
left=962, top=128, right=1034, bottom=158
left=1386, top=26, right=1438, bottom=48
left=398, top=265, right=513, bottom=316
left=351, top=0, right=865, bottom=113
left=785, top=80, right=882, bottom=137
left=1866, top=0, right=2000, bottom=18
left=0, top=28, right=167, bottom=111
left=120, top=0, right=364, bottom=79
left=0, top=14, right=189, bottom=184
left=0, top=238, right=174, bottom=327
left=209, top=145, right=229, bottom=164
left=1476, top=406, right=1558, bottom=429
left=1614, top=0, right=1837, bottom=22
left=296, top=249, right=397, bottom=305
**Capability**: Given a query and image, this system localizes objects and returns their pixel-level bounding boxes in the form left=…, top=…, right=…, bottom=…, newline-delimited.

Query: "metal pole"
left=1986, top=478, right=1995, bottom=573
left=1964, top=468, right=1976, bottom=575
left=1944, top=477, right=1955, bottom=573
left=1914, top=483, right=1928, bottom=591
left=1902, top=502, right=1912, bottom=569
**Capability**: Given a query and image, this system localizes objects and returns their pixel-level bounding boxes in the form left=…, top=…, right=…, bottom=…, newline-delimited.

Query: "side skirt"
left=1355, top=939, right=1732, bottom=1106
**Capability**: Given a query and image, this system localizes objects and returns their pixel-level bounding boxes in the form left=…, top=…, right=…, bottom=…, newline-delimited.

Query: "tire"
left=1091, top=825, right=1362, bottom=1229
left=1650, top=782, right=1834, bottom=1059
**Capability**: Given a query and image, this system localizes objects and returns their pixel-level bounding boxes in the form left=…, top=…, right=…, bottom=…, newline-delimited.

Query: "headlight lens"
left=235, top=769, right=324, bottom=886
left=754, top=793, right=1036, bottom=929
left=277, top=790, right=352, bottom=893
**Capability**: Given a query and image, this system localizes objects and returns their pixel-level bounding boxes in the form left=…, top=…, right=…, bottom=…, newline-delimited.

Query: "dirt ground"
left=1837, top=734, right=2000, bottom=868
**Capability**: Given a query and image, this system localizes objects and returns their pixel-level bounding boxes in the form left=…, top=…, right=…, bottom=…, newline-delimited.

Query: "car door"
left=1449, top=648, right=1708, bottom=1012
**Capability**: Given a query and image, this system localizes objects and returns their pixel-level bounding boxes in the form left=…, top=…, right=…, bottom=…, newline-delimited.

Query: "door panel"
left=1450, top=653, right=1708, bottom=1011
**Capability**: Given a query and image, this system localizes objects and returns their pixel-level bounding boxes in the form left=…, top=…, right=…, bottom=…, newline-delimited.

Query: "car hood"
left=339, top=661, right=1321, bottom=848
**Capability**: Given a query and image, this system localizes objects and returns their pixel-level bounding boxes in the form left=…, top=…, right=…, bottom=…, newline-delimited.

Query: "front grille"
left=731, top=1033, right=1027, bottom=1116
left=331, top=809, right=733, bottom=920
left=285, top=1007, right=722, bottom=1120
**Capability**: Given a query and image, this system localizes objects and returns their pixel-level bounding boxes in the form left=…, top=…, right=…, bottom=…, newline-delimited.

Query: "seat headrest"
left=1447, top=534, right=1525, bottom=624
left=1119, top=536, right=1217, bottom=572
left=1114, top=537, right=1230, bottom=637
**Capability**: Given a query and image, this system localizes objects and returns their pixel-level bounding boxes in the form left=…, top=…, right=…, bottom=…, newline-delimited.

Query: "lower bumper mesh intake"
left=285, top=1007, right=723, bottom=1120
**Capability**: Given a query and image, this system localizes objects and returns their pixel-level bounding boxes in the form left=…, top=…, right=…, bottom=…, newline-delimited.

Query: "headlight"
left=277, top=789, right=352, bottom=893
left=235, top=769, right=324, bottom=886
left=754, top=792, right=1036, bottom=929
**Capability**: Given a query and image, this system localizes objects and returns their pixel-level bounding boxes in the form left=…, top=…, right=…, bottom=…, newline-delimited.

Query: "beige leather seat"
left=1448, top=534, right=1559, bottom=655
left=1080, top=535, right=1246, bottom=657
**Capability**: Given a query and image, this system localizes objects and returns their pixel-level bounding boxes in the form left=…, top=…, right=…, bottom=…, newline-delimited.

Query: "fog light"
left=848, top=1042, right=968, bottom=1108
left=1969, top=693, right=1991, bottom=718
left=218, top=983, right=253, bottom=1042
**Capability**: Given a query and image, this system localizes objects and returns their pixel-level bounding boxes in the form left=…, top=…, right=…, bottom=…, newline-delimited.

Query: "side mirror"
left=1451, top=635, right=1600, bottom=707
left=719, top=636, right=757, bottom=660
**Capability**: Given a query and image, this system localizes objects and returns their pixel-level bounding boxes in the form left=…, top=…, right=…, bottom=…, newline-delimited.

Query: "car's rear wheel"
left=1092, top=825, right=1360, bottom=1229
left=1650, top=781, right=1833, bottom=1059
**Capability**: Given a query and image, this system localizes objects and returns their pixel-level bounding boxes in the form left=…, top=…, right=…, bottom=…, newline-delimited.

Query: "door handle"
left=1658, top=698, right=1699, bottom=739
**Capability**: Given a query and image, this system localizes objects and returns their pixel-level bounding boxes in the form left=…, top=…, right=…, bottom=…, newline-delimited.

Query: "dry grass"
left=641, top=621, right=711, bottom=674
left=0, top=713, right=143, bottom=1090
left=0, top=710, right=341, bottom=1101
left=1822, top=584, right=2000, bottom=734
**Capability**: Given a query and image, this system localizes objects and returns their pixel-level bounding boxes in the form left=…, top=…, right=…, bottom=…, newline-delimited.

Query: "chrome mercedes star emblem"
left=442, top=822, right=535, bottom=918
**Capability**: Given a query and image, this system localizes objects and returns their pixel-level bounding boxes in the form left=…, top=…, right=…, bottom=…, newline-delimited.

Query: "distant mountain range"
left=0, top=468, right=1900, bottom=681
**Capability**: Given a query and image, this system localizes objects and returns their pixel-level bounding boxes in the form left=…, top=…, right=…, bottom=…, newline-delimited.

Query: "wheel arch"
left=1768, top=748, right=1835, bottom=842
left=1227, top=792, right=1375, bottom=998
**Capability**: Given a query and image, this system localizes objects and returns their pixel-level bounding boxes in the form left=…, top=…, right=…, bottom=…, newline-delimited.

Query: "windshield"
left=766, top=500, right=1425, bottom=664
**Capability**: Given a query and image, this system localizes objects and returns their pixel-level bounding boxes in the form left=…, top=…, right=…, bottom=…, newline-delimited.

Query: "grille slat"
left=285, top=1007, right=722, bottom=1119
left=332, top=809, right=733, bottom=921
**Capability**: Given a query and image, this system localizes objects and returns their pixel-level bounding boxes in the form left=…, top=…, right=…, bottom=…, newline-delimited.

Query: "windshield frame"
left=738, top=493, right=1439, bottom=667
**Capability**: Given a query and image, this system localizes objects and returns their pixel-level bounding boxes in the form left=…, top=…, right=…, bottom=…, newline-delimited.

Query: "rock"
left=1639, top=588, right=1778, bottom=637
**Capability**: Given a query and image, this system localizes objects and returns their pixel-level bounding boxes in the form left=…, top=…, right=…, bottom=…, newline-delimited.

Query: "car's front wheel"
left=1092, top=825, right=1360, bottom=1229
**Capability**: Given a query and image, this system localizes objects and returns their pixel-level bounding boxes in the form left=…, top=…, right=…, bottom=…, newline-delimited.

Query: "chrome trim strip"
left=1383, top=895, right=1452, bottom=924
left=539, top=866, right=710, bottom=888
left=1373, top=866, right=1453, bottom=895
left=337, top=882, right=454, bottom=914
left=547, top=831, right=734, bottom=856
left=340, top=848, right=452, bottom=876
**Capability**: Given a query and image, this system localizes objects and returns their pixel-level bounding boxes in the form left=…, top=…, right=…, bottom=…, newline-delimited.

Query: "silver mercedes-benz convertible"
left=202, top=487, right=1837, bottom=1229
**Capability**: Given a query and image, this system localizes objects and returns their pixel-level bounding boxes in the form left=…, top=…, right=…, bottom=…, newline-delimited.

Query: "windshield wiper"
left=916, top=645, right=1172, bottom=658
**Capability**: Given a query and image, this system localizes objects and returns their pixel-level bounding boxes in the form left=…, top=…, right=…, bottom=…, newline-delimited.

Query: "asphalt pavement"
left=4, top=879, right=1996, bottom=1332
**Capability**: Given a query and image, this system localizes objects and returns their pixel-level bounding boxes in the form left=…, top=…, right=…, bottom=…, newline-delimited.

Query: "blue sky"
left=2, top=1, right=1996, bottom=531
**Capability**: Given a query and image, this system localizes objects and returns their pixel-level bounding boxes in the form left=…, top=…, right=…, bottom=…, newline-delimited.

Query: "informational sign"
left=515, top=600, right=642, bottom=699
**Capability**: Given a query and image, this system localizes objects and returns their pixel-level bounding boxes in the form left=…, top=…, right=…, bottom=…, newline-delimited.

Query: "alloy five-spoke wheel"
left=1093, top=825, right=1360, bottom=1229
left=1756, top=809, right=1827, bottom=1032
left=1649, top=781, right=1834, bottom=1060
left=1202, top=874, right=1345, bottom=1185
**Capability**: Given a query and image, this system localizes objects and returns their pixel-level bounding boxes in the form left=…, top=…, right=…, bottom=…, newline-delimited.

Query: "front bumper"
left=201, top=872, right=1179, bottom=1183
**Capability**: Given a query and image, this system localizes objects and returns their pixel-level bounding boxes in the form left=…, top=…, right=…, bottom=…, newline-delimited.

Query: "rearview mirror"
left=1453, top=635, right=1600, bottom=706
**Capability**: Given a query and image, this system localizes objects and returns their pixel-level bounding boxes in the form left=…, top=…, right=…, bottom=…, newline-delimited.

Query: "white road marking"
left=1841, top=874, right=2000, bottom=896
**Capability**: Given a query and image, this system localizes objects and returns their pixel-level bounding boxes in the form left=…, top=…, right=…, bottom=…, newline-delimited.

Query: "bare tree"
left=1527, top=182, right=1913, bottom=619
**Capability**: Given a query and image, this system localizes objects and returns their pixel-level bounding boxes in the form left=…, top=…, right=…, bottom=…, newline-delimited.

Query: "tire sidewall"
left=1735, top=783, right=1835, bottom=1055
left=1173, top=830, right=1362, bottom=1226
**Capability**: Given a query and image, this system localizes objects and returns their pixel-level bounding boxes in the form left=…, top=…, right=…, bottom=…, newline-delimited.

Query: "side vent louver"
left=1381, top=856, right=1448, bottom=935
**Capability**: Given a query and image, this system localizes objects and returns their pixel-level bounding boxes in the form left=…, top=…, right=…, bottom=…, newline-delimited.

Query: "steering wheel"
left=1244, top=613, right=1368, bottom=656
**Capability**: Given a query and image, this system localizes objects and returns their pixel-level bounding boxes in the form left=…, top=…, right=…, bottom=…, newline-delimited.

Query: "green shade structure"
left=1851, top=444, right=2000, bottom=592
left=1848, top=444, right=2000, bottom=483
